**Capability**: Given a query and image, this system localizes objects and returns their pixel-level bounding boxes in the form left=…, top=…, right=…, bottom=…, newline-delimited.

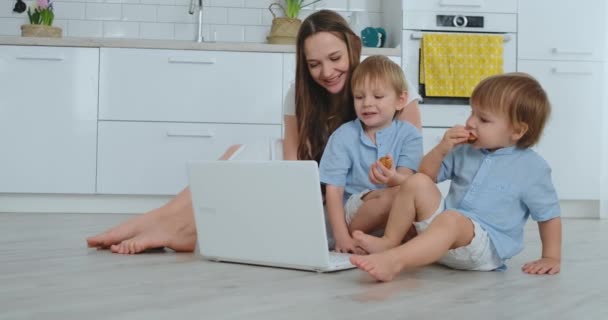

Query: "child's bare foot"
left=350, top=252, right=403, bottom=282
left=352, top=230, right=396, bottom=254
left=86, top=208, right=196, bottom=254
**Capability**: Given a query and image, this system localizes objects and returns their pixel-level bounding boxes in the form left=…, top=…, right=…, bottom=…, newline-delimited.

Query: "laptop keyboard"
left=328, top=252, right=353, bottom=265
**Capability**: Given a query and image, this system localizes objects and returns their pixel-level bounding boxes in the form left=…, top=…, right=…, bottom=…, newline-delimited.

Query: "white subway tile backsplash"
left=209, top=0, right=244, bottom=8
left=203, top=7, right=227, bottom=24
left=85, top=3, right=122, bottom=20
left=209, top=24, right=244, bottom=42
left=68, top=20, right=103, bottom=37
left=244, top=25, right=270, bottom=43
left=0, top=18, right=22, bottom=36
left=140, top=22, right=174, bottom=39
left=157, top=5, right=193, bottom=23
left=228, top=8, right=261, bottom=25
left=122, top=4, right=156, bottom=22
left=104, top=21, right=139, bottom=37
left=3, top=0, right=393, bottom=43
left=55, top=2, right=86, bottom=20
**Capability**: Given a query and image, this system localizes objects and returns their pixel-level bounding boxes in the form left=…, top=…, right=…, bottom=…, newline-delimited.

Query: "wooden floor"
left=1, top=213, right=607, bottom=320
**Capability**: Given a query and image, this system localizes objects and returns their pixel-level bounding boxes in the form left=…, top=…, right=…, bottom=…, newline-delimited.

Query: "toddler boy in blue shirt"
left=350, top=72, right=562, bottom=281
left=319, top=55, right=423, bottom=254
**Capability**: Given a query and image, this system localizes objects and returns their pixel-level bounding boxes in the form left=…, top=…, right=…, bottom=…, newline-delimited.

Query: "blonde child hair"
left=470, top=72, right=551, bottom=148
left=351, top=55, right=409, bottom=118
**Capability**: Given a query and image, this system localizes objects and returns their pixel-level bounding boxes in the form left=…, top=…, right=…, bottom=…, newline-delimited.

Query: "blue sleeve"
left=523, top=165, right=561, bottom=222
left=319, top=128, right=352, bottom=187
left=396, top=128, right=423, bottom=172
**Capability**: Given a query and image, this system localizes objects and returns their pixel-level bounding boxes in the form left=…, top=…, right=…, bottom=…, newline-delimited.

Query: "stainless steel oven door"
left=402, top=30, right=517, bottom=127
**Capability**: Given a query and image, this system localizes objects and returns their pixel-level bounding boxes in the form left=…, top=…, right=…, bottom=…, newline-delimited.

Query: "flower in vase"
left=27, top=0, right=55, bottom=26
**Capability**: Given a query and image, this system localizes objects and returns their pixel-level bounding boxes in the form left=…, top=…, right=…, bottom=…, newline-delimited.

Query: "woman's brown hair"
left=295, top=10, right=361, bottom=162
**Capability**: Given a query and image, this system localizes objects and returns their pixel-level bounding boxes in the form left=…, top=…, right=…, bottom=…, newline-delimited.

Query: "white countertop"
left=0, top=36, right=401, bottom=56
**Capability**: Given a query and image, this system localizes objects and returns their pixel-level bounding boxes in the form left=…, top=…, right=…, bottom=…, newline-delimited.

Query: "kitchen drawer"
left=97, top=121, right=282, bottom=195
left=99, top=48, right=283, bottom=124
left=420, top=104, right=470, bottom=128
left=518, top=0, right=605, bottom=62
left=403, top=0, right=516, bottom=14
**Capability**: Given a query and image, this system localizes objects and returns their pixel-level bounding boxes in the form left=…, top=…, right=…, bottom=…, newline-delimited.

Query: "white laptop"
left=187, top=160, right=355, bottom=272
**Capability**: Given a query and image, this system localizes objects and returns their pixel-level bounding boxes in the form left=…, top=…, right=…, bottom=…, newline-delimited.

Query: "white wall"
left=1, top=0, right=398, bottom=43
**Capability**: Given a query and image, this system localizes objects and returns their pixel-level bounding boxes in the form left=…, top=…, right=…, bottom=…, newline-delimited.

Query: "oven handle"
left=410, top=32, right=512, bottom=42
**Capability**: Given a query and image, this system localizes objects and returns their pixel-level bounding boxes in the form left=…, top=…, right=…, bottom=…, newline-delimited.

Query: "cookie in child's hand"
left=467, top=132, right=478, bottom=143
left=379, top=156, right=393, bottom=168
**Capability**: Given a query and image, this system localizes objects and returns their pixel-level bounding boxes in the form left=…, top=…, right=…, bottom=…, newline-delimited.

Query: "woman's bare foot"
left=350, top=252, right=403, bottom=282
left=352, top=230, right=397, bottom=254
left=86, top=207, right=196, bottom=254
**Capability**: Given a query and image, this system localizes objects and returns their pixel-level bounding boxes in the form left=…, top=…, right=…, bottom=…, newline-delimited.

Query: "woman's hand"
left=369, top=155, right=398, bottom=185
left=522, top=257, right=561, bottom=275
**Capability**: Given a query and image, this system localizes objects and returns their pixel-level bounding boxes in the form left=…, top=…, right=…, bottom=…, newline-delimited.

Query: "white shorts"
left=344, top=190, right=371, bottom=225
left=228, top=138, right=283, bottom=161
left=413, top=199, right=503, bottom=271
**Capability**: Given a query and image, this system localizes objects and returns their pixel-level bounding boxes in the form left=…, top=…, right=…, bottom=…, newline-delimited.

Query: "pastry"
left=379, top=156, right=393, bottom=168
left=467, top=132, right=478, bottom=143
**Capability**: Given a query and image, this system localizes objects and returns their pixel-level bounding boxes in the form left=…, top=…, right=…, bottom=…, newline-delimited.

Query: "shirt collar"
left=356, top=119, right=397, bottom=146
left=480, top=145, right=518, bottom=155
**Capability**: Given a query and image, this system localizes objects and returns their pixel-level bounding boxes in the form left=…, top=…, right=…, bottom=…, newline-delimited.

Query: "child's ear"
left=511, top=122, right=529, bottom=141
left=396, top=90, right=408, bottom=111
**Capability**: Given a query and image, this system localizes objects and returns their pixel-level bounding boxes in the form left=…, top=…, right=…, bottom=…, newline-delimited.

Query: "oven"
left=402, top=9, right=517, bottom=127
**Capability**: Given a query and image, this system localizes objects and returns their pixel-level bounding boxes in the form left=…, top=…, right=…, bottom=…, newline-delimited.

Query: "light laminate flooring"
left=0, top=213, right=606, bottom=320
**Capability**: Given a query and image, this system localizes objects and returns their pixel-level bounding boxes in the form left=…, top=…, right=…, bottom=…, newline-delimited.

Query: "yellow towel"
left=420, top=33, right=504, bottom=97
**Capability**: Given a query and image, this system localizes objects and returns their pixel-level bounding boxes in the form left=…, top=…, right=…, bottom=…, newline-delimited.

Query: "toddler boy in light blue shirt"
left=319, top=56, right=423, bottom=254
left=350, top=72, right=562, bottom=281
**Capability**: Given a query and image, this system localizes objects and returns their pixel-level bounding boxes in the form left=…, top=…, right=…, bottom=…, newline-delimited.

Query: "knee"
left=402, top=173, right=435, bottom=191
left=433, top=210, right=466, bottom=226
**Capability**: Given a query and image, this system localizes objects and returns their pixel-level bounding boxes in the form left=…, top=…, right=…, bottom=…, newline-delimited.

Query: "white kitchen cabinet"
left=518, top=60, right=602, bottom=200
left=403, top=0, right=516, bottom=14
left=99, top=48, right=283, bottom=124
left=0, top=46, right=98, bottom=194
left=97, top=121, right=281, bottom=195
left=518, top=0, right=605, bottom=62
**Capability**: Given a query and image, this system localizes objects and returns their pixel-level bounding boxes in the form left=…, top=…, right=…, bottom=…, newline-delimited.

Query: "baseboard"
left=1, top=194, right=603, bottom=219
left=0, top=193, right=172, bottom=214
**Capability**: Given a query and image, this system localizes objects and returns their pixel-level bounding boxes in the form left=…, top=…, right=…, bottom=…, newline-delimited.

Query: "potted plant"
left=21, top=0, right=62, bottom=38
left=267, top=0, right=321, bottom=44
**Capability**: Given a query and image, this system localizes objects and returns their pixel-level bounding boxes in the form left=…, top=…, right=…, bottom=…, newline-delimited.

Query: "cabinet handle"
left=551, top=48, right=593, bottom=56
left=16, top=56, right=65, bottom=61
left=168, top=57, right=216, bottom=64
left=438, top=0, right=482, bottom=7
left=551, top=67, right=592, bottom=76
left=166, top=130, right=215, bottom=138
left=410, top=32, right=511, bottom=42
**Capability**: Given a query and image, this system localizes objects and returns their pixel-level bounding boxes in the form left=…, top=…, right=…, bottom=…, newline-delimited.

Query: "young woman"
left=86, top=10, right=422, bottom=254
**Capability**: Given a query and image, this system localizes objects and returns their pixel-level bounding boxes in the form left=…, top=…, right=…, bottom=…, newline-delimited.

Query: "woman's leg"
left=86, top=144, right=243, bottom=254
left=350, top=210, right=475, bottom=282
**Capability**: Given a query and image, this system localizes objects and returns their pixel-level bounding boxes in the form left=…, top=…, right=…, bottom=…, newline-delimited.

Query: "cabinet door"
left=99, top=48, right=283, bottom=124
left=97, top=121, right=281, bottom=195
left=519, top=60, right=602, bottom=199
left=0, top=46, right=98, bottom=194
left=518, top=0, right=606, bottom=61
left=403, top=0, right=516, bottom=13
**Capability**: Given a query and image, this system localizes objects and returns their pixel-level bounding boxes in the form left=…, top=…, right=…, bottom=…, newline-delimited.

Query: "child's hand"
left=438, top=125, right=470, bottom=153
left=335, top=235, right=365, bottom=254
left=522, top=257, right=561, bottom=275
left=369, top=155, right=397, bottom=185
